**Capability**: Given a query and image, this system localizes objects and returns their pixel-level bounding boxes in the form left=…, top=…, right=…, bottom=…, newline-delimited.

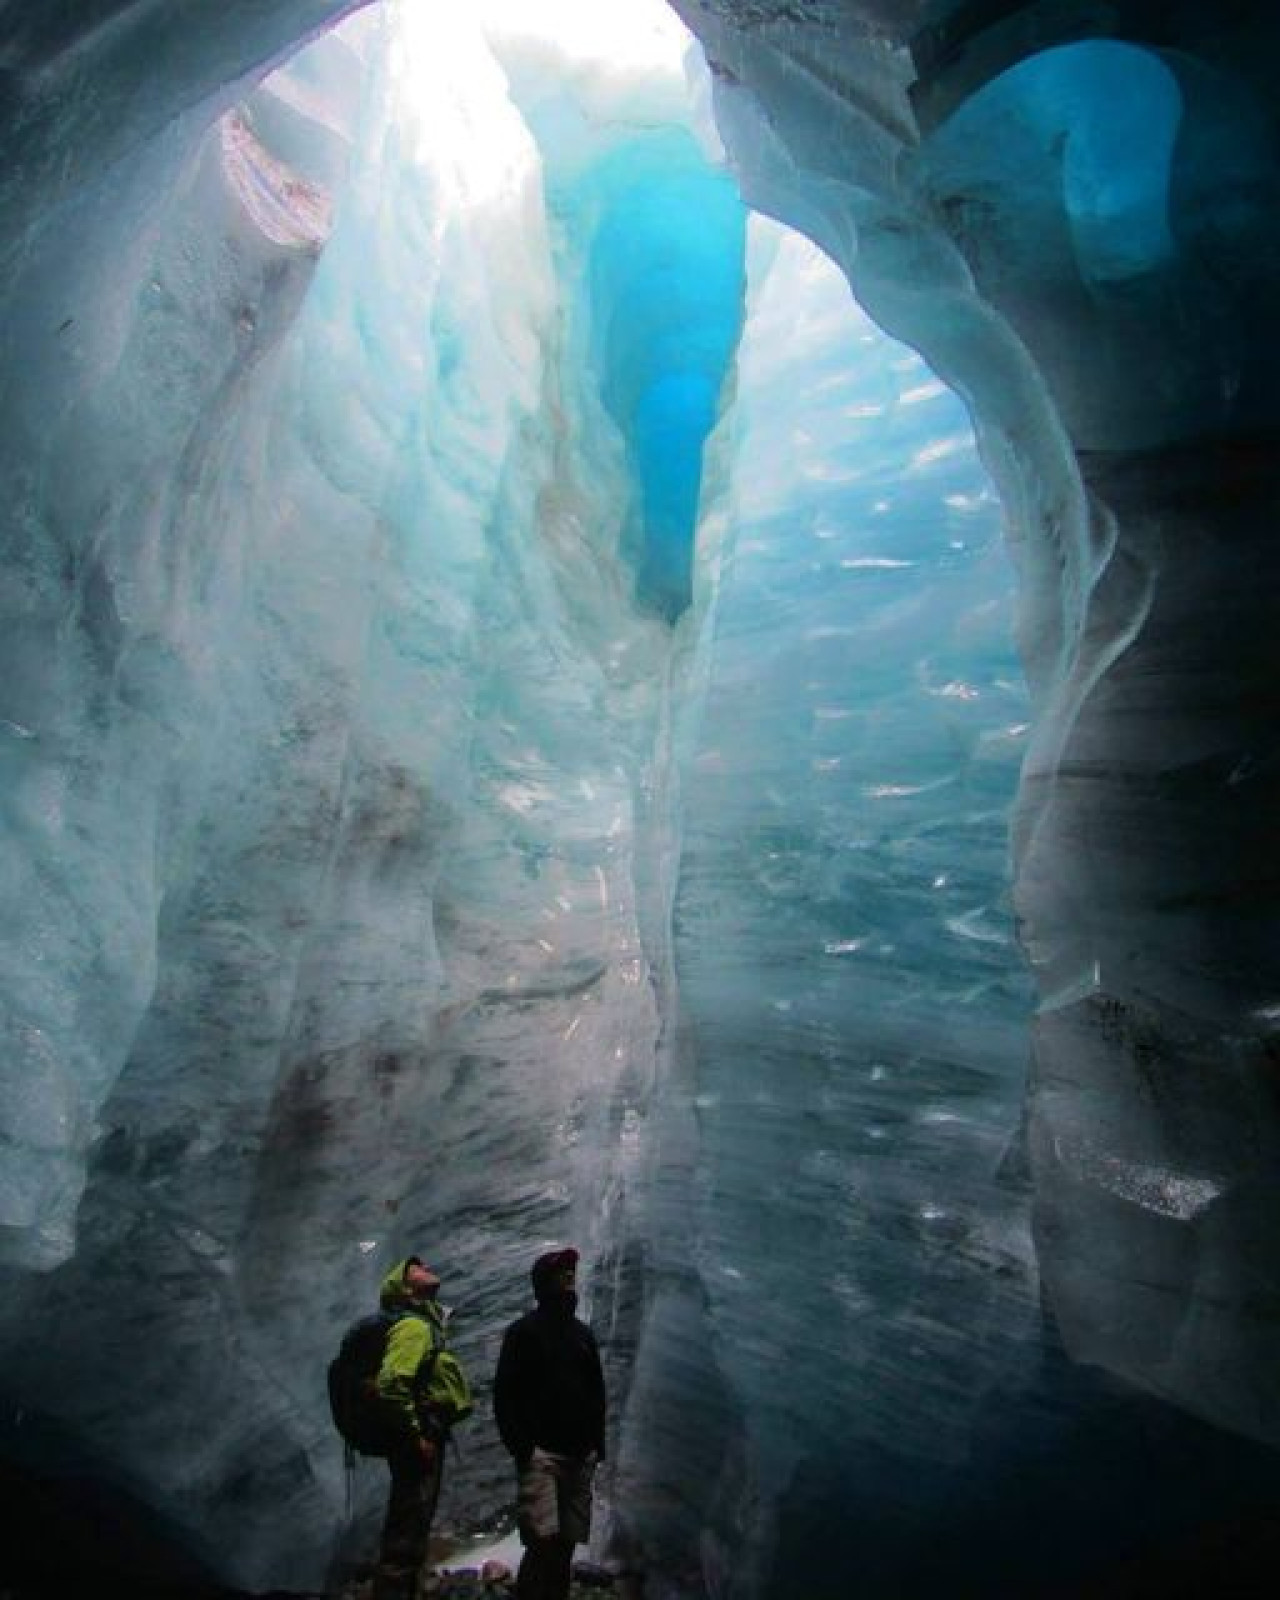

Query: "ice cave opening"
left=2, top=1, right=1280, bottom=1598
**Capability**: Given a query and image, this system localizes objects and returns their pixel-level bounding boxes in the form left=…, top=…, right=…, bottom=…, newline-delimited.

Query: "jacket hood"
left=531, top=1246, right=579, bottom=1300
left=380, top=1256, right=439, bottom=1313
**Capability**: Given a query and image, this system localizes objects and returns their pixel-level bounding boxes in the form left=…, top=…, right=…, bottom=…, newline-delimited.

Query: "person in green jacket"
left=372, top=1256, right=473, bottom=1600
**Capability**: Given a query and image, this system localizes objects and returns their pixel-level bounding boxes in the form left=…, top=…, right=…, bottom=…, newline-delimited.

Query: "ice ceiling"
left=1, top=1, right=1279, bottom=1597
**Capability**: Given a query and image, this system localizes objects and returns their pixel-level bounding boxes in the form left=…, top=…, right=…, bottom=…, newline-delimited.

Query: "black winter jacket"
left=493, top=1301, right=606, bottom=1462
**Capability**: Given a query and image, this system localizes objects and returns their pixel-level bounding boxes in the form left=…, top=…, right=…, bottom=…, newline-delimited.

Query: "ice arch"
left=919, top=41, right=1183, bottom=328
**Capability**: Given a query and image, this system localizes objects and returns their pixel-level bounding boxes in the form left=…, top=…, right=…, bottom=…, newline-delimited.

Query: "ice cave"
left=1, top=1, right=1279, bottom=1596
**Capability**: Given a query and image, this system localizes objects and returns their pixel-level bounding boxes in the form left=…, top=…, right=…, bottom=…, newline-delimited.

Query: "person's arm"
left=421, top=1346, right=473, bottom=1430
left=377, top=1317, right=435, bottom=1458
left=493, top=1322, right=535, bottom=1463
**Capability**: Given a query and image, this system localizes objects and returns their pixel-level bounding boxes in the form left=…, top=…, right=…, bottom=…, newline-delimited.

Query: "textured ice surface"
left=3, top=0, right=1280, bottom=1595
left=907, top=37, right=1280, bottom=1447
left=0, top=5, right=712, bottom=1587
left=673, top=0, right=1280, bottom=1473
left=608, top=217, right=1038, bottom=1588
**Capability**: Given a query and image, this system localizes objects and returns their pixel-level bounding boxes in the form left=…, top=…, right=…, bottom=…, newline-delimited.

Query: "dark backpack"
left=327, top=1310, right=412, bottom=1457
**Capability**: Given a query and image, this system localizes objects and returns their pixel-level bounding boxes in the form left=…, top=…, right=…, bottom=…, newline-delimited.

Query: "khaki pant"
left=517, top=1446, right=596, bottom=1544
left=515, top=1448, right=597, bottom=1600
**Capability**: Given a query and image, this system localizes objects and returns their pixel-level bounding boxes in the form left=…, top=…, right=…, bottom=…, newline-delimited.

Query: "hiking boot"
left=371, top=1563, right=417, bottom=1600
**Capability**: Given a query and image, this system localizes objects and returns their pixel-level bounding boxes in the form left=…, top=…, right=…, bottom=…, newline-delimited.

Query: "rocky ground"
left=334, top=1557, right=640, bottom=1600
left=1, top=1448, right=644, bottom=1600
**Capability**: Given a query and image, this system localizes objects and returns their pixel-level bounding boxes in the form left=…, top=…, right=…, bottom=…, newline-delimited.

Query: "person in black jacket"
left=494, top=1247, right=606, bottom=1600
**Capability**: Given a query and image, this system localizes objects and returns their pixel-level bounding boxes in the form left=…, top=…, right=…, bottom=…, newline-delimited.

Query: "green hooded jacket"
left=375, top=1258, right=473, bottom=1443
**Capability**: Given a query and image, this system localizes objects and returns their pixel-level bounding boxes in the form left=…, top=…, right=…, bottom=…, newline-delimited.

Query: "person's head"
left=379, top=1254, right=443, bottom=1312
left=403, top=1256, right=442, bottom=1304
left=531, top=1246, right=579, bottom=1312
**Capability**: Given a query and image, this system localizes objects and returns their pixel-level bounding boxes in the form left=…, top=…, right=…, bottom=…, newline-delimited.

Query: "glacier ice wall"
left=673, top=0, right=1280, bottom=1467
left=610, top=214, right=1040, bottom=1594
left=2, top=0, right=1280, bottom=1595
left=0, top=6, right=722, bottom=1588
left=911, top=36, right=1280, bottom=1448
left=685, top=216, right=1036, bottom=1459
left=0, top=19, right=382, bottom=1274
